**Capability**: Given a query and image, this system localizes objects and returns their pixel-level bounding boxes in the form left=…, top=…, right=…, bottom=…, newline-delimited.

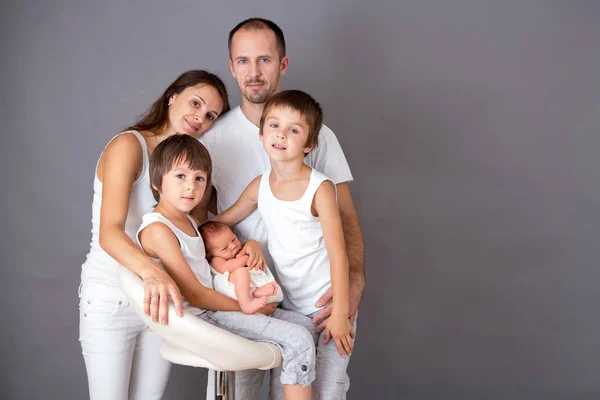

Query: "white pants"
left=79, top=280, right=171, bottom=400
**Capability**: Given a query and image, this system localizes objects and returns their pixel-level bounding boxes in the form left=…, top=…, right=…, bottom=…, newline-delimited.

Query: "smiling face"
left=260, top=106, right=313, bottom=162
left=154, top=161, right=208, bottom=213
left=167, top=83, right=224, bottom=137
left=229, top=28, right=288, bottom=105
left=205, top=227, right=242, bottom=260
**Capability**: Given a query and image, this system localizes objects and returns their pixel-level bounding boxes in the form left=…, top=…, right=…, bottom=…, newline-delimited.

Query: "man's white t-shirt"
left=199, top=106, right=353, bottom=257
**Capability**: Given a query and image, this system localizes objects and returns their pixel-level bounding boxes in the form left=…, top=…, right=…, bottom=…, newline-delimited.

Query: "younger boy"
left=137, top=134, right=315, bottom=399
left=199, top=220, right=283, bottom=314
left=212, top=90, right=356, bottom=393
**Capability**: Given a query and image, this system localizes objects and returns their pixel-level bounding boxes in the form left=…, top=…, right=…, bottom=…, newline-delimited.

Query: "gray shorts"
left=199, top=308, right=316, bottom=387
left=205, top=309, right=357, bottom=399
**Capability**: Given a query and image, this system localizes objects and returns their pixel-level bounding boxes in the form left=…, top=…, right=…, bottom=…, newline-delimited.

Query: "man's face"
left=229, top=28, right=288, bottom=104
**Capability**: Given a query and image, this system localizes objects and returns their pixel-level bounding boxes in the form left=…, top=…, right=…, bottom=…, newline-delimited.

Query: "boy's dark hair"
left=199, top=221, right=232, bottom=256
left=228, top=18, right=286, bottom=60
left=149, top=134, right=212, bottom=202
left=259, top=90, right=323, bottom=149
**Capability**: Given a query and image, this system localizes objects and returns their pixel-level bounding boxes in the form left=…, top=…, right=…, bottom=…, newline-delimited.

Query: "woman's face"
left=167, top=83, right=224, bottom=138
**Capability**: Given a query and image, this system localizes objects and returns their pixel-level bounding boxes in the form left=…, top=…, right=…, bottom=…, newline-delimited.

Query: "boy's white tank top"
left=257, top=168, right=334, bottom=315
left=81, top=131, right=155, bottom=287
left=137, top=212, right=213, bottom=315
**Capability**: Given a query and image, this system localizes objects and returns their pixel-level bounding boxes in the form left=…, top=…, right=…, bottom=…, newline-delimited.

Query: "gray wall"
left=2, top=1, right=599, bottom=399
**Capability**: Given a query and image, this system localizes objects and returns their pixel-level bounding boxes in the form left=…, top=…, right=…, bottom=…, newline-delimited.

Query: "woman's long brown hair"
left=126, top=70, right=230, bottom=135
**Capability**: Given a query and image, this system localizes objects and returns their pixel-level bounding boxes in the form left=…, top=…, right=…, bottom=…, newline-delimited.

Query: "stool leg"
left=215, top=370, right=235, bottom=400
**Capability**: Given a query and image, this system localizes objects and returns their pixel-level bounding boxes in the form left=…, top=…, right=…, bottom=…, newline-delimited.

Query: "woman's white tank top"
left=80, top=131, right=155, bottom=286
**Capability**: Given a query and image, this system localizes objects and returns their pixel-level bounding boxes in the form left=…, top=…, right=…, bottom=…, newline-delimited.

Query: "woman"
left=78, top=70, right=230, bottom=399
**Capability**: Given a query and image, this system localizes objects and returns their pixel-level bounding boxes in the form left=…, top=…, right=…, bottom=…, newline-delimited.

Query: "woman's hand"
left=324, top=313, right=355, bottom=357
left=238, top=240, right=266, bottom=270
left=140, top=265, right=184, bottom=325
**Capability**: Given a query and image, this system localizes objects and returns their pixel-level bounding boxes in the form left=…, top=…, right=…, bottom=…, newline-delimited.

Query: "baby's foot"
left=253, top=281, right=279, bottom=298
left=239, top=296, right=268, bottom=314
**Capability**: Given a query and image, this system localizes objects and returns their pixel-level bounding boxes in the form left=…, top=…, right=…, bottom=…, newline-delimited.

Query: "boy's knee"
left=280, top=335, right=316, bottom=388
left=297, top=325, right=316, bottom=351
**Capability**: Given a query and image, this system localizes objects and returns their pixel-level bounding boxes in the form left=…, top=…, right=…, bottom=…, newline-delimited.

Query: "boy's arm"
left=211, top=176, right=261, bottom=226
left=139, top=222, right=241, bottom=312
left=210, top=255, right=250, bottom=275
left=313, top=181, right=354, bottom=355
left=313, top=182, right=350, bottom=318
left=313, top=182, right=365, bottom=331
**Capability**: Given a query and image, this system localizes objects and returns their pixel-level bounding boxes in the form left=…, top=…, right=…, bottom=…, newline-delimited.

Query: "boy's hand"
left=324, top=313, right=355, bottom=357
left=238, top=240, right=266, bottom=270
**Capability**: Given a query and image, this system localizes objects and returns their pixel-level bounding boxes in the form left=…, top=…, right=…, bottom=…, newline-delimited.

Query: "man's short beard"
left=242, top=89, right=271, bottom=104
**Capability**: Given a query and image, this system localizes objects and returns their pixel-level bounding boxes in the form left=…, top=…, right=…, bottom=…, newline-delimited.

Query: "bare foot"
left=253, top=281, right=279, bottom=298
left=239, top=296, right=268, bottom=314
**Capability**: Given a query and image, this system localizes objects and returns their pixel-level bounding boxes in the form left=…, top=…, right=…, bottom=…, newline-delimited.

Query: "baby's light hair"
left=149, top=134, right=212, bottom=202
left=199, top=220, right=232, bottom=256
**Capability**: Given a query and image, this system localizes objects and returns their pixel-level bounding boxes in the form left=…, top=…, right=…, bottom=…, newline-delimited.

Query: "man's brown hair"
left=228, top=18, right=286, bottom=60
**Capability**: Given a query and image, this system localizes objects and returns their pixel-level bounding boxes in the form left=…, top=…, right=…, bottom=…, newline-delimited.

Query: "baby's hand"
left=324, top=313, right=355, bottom=357
left=238, top=240, right=266, bottom=270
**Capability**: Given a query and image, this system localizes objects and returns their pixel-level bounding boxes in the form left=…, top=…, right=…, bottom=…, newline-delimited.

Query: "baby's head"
left=259, top=90, right=323, bottom=153
left=149, top=134, right=212, bottom=205
left=199, top=221, right=242, bottom=260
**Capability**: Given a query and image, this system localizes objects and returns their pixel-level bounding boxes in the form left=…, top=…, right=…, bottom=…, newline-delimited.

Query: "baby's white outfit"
left=212, top=265, right=284, bottom=304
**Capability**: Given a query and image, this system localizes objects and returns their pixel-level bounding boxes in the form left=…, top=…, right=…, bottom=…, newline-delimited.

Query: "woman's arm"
left=313, top=180, right=354, bottom=356
left=97, top=133, right=184, bottom=323
left=139, top=222, right=242, bottom=312
left=211, top=176, right=261, bottom=226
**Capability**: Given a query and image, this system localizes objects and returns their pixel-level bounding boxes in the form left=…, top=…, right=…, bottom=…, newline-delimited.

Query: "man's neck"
left=240, top=100, right=265, bottom=127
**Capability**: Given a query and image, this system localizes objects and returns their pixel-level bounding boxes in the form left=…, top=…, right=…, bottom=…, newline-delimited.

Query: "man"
left=197, top=18, right=365, bottom=399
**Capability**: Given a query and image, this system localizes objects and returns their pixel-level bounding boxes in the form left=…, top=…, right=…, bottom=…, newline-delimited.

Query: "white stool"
left=118, top=266, right=282, bottom=400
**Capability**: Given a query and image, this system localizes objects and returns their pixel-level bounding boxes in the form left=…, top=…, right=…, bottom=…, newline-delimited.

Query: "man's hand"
left=312, top=285, right=361, bottom=339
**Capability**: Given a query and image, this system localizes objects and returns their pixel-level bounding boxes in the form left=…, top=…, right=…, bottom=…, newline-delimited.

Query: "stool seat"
left=159, top=340, right=280, bottom=371
left=117, top=265, right=283, bottom=399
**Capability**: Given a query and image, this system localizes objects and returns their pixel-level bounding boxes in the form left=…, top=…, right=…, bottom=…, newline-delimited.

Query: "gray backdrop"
left=2, top=1, right=599, bottom=399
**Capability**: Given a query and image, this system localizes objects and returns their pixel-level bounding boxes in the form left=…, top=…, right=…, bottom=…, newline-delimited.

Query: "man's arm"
left=338, top=183, right=366, bottom=319
left=313, top=182, right=365, bottom=333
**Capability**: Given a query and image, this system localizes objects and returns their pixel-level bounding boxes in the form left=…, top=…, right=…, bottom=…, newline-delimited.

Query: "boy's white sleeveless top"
left=137, top=212, right=213, bottom=315
left=81, top=131, right=155, bottom=286
left=257, top=168, right=334, bottom=315
left=199, top=106, right=353, bottom=252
